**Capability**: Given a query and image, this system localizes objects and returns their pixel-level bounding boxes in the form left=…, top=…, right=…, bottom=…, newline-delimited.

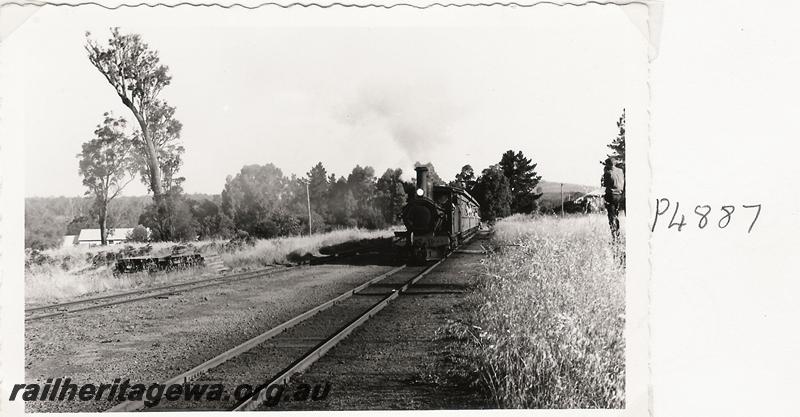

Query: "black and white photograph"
left=1, top=2, right=651, bottom=413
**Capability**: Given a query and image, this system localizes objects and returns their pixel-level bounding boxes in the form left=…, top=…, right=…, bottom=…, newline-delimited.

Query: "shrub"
left=127, top=224, right=150, bottom=242
left=221, top=228, right=392, bottom=269
left=139, top=193, right=200, bottom=242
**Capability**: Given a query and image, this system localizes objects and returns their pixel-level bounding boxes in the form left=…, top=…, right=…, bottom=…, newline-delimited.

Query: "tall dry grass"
left=24, top=266, right=214, bottom=306
left=31, top=240, right=182, bottom=265
left=465, top=213, right=625, bottom=408
left=25, top=241, right=213, bottom=304
left=221, top=228, right=393, bottom=269
left=25, top=228, right=392, bottom=304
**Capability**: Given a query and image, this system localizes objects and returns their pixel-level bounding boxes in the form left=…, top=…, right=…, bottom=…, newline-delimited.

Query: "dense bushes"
left=219, top=163, right=411, bottom=240
left=26, top=150, right=553, bottom=248
left=127, top=225, right=150, bottom=242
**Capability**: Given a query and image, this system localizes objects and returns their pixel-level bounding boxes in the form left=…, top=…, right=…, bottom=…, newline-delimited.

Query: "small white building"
left=573, top=188, right=606, bottom=213
left=76, top=228, right=136, bottom=246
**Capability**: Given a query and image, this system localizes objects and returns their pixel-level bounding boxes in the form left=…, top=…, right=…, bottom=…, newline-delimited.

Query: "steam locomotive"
left=395, top=166, right=481, bottom=263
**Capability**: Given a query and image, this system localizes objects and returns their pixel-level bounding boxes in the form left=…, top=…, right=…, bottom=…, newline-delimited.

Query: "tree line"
left=25, top=152, right=542, bottom=249
left=25, top=28, right=624, bottom=249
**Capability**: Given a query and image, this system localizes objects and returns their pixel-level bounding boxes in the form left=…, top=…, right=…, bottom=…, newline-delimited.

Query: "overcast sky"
left=2, top=4, right=648, bottom=197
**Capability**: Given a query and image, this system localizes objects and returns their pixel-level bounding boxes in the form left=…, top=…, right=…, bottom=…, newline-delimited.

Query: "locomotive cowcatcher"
left=395, top=166, right=480, bottom=263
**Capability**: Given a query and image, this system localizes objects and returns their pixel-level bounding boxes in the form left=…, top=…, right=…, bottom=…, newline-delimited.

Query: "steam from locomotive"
left=395, top=166, right=481, bottom=262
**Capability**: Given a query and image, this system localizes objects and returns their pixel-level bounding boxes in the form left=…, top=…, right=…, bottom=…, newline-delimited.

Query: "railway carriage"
left=395, top=166, right=481, bottom=262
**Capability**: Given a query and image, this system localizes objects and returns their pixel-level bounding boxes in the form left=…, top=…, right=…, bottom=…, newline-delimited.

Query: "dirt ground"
left=24, top=235, right=494, bottom=412
left=261, top=234, right=494, bottom=411
left=24, top=263, right=395, bottom=412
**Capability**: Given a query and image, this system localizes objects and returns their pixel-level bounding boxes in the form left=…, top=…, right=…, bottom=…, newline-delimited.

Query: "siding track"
left=25, top=267, right=285, bottom=322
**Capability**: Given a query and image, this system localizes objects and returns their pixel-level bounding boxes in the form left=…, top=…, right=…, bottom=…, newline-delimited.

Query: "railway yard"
left=24, top=232, right=493, bottom=412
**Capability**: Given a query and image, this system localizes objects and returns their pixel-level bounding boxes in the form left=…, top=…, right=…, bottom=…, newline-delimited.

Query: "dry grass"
left=33, top=240, right=179, bottom=263
left=221, top=228, right=393, bottom=269
left=463, top=213, right=625, bottom=408
left=25, top=228, right=392, bottom=304
left=24, top=266, right=214, bottom=306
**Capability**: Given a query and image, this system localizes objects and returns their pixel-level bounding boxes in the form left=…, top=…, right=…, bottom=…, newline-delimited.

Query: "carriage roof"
left=433, top=185, right=479, bottom=208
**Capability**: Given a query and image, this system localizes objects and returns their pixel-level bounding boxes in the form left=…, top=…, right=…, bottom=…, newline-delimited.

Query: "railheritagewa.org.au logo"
left=10, top=378, right=331, bottom=407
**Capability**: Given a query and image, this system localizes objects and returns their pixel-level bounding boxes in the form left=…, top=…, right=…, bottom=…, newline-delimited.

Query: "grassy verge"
left=456, top=213, right=625, bottom=408
left=25, top=228, right=392, bottom=304
left=24, top=266, right=214, bottom=306
left=220, top=228, right=393, bottom=269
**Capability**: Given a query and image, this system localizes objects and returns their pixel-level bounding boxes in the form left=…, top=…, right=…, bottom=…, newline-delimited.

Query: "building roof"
left=572, top=189, right=605, bottom=203
left=77, top=228, right=135, bottom=242
left=582, top=188, right=606, bottom=197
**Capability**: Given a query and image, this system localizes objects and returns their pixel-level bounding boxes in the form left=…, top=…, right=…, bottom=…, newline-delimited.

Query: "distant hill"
left=535, top=180, right=596, bottom=212
left=536, top=180, right=595, bottom=195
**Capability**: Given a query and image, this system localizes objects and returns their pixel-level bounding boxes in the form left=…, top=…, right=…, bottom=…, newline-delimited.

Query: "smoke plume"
left=336, top=79, right=460, bottom=159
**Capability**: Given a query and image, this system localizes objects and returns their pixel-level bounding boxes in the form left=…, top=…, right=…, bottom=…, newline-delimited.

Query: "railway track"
left=25, top=266, right=286, bottom=322
left=233, top=260, right=443, bottom=412
left=25, top=248, right=373, bottom=322
left=106, top=249, right=459, bottom=412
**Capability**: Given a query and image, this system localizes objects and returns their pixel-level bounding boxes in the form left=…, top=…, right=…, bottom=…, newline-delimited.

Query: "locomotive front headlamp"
left=416, top=188, right=424, bottom=196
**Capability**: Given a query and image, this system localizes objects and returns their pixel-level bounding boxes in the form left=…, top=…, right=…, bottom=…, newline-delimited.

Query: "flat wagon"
left=115, top=252, right=205, bottom=274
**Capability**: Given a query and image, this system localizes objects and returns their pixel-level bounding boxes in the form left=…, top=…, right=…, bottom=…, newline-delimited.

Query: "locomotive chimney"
left=415, top=166, right=430, bottom=199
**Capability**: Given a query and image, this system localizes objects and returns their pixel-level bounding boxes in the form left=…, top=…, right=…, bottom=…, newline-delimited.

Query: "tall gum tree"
left=133, top=102, right=184, bottom=193
left=85, top=28, right=175, bottom=202
left=78, top=113, right=136, bottom=245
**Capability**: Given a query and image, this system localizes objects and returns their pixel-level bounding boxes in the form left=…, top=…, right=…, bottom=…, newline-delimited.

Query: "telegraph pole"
left=560, top=183, right=564, bottom=216
left=305, top=180, right=312, bottom=236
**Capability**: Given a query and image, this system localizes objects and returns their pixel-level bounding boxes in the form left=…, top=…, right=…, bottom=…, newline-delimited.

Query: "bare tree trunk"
left=130, top=108, right=164, bottom=202
left=99, top=205, right=107, bottom=246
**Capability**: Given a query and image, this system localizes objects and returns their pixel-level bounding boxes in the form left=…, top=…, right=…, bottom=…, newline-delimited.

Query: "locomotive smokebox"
left=415, top=166, right=431, bottom=199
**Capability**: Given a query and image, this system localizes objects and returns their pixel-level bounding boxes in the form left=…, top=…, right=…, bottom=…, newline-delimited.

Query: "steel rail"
left=28, top=248, right=369, bottom=317
left=26, top=267, right=276, bottom=314
left=26, top=267, right=288, bottom=322
left=232, top=259, right=445, bottom=412
left=105, top=265, right=407, bottom=413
